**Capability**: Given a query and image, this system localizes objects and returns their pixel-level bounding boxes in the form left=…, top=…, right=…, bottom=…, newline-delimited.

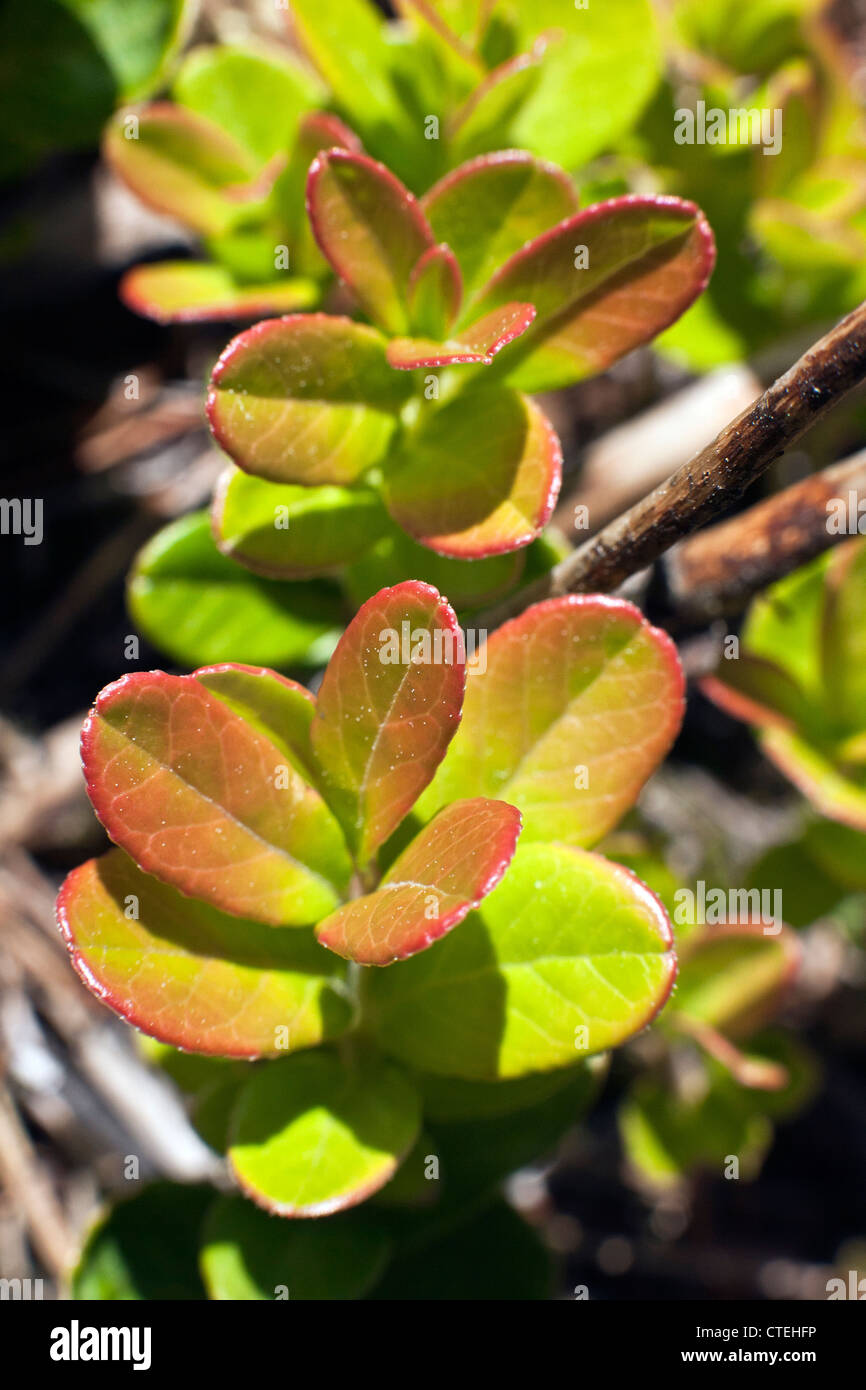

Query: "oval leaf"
left=58, top=851, right=352, bottom=1057
left=128, top=511, right=345, bottom=669
left=316, top=797, right=522, bottom=964
left=422, top=150, right=579, bottom=306
left=310, top=581, right=465, bottom=864
left=207, top=314, right=411, bottom=486
left=417, top=595, right=684, bottom=845
left=471, top=195, right=716, bottom=392
left=368, top=841, right=677, bottom=1078
left=200, top=1196, right=390, bottom=1300
left=119, top=261, right=318, bottom=324
left=213, top=468, right=389, bottom=578
left=407, top=243, right=462, bottom=339
left=306, top=150, right=435, bottom=333
left=81, top=666, right=352, bottom=925
left=383, top=386, right=561, bottom=557
left=229, top=1052, right=421, bottom=1216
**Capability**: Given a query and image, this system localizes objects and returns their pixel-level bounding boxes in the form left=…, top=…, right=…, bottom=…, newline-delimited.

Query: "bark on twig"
left=665, top=448, right=866, bottom=619
left=479, top=299, right=866, bottom=629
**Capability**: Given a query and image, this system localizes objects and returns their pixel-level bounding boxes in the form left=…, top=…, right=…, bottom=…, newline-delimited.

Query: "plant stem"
left=478, top=298, right=866, bottom=629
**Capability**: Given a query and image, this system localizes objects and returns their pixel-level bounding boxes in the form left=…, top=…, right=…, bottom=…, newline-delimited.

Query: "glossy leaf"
left=81, top=666, right=352, bottom=925
left=310, top=582, right=465, bottom=864
left=172, top=44, right=323, bottom=165
left=191, top=663, right=318, bottom=783
left=367, top=841, right=677, bottom=1079
left=417, top=595, right=684, bottom=846
left=213, top=469, right=389, bottom=578
left=384, top=386, right=560, bottom=557
left=103, top=103, right=264, bottom=237
left=407, top=244, right=462, bottom=339
left=72, top=1183, right=212, bottom=1301
left=228, top=1051, right=421, bottom=1216
left=58, top=851, right=352, bottom=1057
left=471, top=195, right=716, bottom=392
left=306, top=151, right=435, bottom=333
left=387, top=302, right=536, bottom=369
left=316, top=797, right=521, bottom=964
left=422, top=150, right=579, bottom=305
left=128, top=511, right=345, bottom=669
left=200, top=1196, right=390, bottom=1300
left=119, top=261, right=318, bottom=324
left=207, top=315, right=411, bottom=486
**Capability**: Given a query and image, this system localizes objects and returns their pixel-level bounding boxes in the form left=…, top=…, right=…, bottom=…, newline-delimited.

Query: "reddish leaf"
left=57, top=851, right=352, bottom=1058
left=387, top=302, right=536, bottom=369
left=306, top=150, right=435, bottom=332
left=103, top=103, right=263, bottom=237
left=383, top=386, right=561, bottom=556
left=207, top=314, right=412, bottom=486
left=119, top=262, right=318, bottom=325
left=407, top=244, right=463, bottom=339
left=417, top=595, right=684, bottom=845
left=316, top=797, right=522, bottom=964
left=310, top=582, right=466, bottom=865
left=81, top=667, right=352, bottom=925
left=422, top=150, right=579, bottom=304
left=470, top=194, right=716, bottom=391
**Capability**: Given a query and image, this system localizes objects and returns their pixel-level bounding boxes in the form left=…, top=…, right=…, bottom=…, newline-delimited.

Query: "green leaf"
left=213, top=469, right=389, bottom=578
left=741, top=547, right=832, bottom=701
left=58, top=851, right=353, bottom=1057
left=759, top=725, right=866, bottom=831
left=81, top=665, right=352, bottom=925
left=417, top=595, right=683, bottom=847
left=66, top=0, right=191, bottom=102
left=671, top=924, right=800, bottom=1037
left=383, top=386, right=561, bottom=557
left=310, top=581, right=465, bottom=865
left=173, top=44, right=323, bottom=164
left=207, top=315, right=411, bottom=486
left=119, top=261, right=318, bottom=324
left=507, top=0, right=662, bottom=168
left=103, top=103, right=265, bottom=237
left=271, top=110, right=363, bottom=278
left=128, top=511, right=345, bottom=669
left=316, top=797, right=521, bottom=964
left=422, top=150, right=578, bottom=305
left=821, top=541, right=866, bottom=732
left=72, top=1183, right=212, bottom=1300
left=288, top=0, right=407, bottom=148
left=229, top=1051, right=421, bottom=1216
left=200, top=1196, right=390, bottom=1299
left=367, top=841, right=677, bottom=1079
left=306, top=151, right=435, bottom=333
left=343, top=525, right=524, bottom=612
left=471, top=194, right=716, bottom=392
left=368, top=1200, right=552, bottom=1300
left=449, top=51, right=541, bottom=160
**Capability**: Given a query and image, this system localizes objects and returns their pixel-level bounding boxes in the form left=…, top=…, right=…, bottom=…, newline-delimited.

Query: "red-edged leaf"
left=273, top=110, right=363, bottom=277
left=408, top=244, right=462, bottom=339
left=758, top=726, right=866, bottom=832
left=81, top=666, right=352, bottom=926
left=387, top=302, right=536, bottom=369
left=310, top=582, right=466, bottom=865
left=316, top=797, right=521, bottom=964
left=207, top=314, right=412, bottom=486
left=470, top=194, right=716, bottom=391
left=383, top=386, right=561, bottom=557
left=422, top=150, right=579, bottom=305
left=103, top=104, right=263, bottom=237
left=119, top=262, right=319, bottom=325
left=306, top=150, right=435, bottom=332
left=57, top=851, right=352, bottom=1058
left=417, top=595, right=684, bottom=845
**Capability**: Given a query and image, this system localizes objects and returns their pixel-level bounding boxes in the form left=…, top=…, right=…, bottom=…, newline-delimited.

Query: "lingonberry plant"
left=703, top=537, right=866, bottom=829
left=125, top=147, right=713, bottom=671
left=60, top=580, right=686, bottom=1291
left=104, top=0, right=663, bottom=321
